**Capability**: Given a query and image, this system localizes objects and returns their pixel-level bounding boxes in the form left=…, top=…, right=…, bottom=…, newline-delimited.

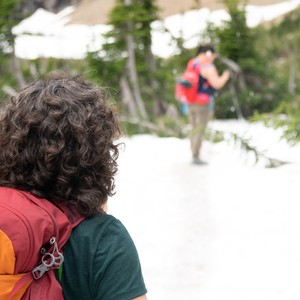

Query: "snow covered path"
left=108, top=124, right=300, bottom=300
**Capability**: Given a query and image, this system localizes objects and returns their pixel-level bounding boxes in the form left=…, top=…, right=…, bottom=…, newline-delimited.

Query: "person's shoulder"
left=67, top=213, right=133, bottom=260
left=82, top=212, right=117, bottom=225
left=200, top=63, right=217, bottom=76
left=200, top=63, right=215, bottom=69
left=76, top=213, right=120, bottom=232
left=72, top=213, right=130, bottom=242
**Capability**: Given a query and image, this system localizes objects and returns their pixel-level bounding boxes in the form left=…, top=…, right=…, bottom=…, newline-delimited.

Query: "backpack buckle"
left=32, top=262, right=50, bottom=280
left=31, top=236, right=64, bottom=280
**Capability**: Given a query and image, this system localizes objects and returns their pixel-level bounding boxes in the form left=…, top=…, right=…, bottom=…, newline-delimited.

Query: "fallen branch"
left=207, top=128, right=288, bottom=168
left=120, top=116, right=180, bottom=136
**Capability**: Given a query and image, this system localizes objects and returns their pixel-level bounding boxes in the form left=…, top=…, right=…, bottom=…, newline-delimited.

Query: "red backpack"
left=175, top=58, right=200, bottom=104
left=0, top=187, right=84, bottom=300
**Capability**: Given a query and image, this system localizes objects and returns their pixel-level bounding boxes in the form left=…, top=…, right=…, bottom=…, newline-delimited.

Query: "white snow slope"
left=108, top=120, right=300, bottom=300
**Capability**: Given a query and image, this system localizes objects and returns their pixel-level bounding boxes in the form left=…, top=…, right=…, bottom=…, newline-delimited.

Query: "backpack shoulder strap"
left=186, top=58, right=198, bottom=70
left=55, top=203, right=85, bottom=228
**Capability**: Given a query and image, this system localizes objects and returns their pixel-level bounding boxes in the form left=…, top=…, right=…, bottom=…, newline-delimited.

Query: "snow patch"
left=108, top=120, right=300, bottom=300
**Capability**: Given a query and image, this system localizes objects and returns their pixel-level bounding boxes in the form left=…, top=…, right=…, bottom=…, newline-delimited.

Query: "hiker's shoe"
left=192, top=158, right=207, bottom=165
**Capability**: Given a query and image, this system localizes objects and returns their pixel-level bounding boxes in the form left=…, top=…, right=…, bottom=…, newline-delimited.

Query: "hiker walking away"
left=187, top=45, right=230, bottom=165
left=0, top=72, right=147, bottom=300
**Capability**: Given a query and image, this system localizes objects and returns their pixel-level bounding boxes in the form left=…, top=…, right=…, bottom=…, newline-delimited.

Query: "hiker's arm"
left=202, top=65, right=230, bottom=89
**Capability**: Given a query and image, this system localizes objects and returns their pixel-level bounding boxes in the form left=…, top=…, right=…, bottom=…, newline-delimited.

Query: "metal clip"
left=32, top=262, right=50, bottom=280
left=50, top=237, right=56, bottom=245
left=31, top=236, right=65, bottom=279
left=42, top=252, right=55, bottom=268
left=53, top=252, right=64, bottom=269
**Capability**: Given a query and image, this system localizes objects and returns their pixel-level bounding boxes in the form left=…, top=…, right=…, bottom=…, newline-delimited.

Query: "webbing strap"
left=55, top=203, right=85, bottom=228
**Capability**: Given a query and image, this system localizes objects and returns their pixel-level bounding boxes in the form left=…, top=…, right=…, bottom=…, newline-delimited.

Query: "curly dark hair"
left=0, top=72, right=121, bottom=216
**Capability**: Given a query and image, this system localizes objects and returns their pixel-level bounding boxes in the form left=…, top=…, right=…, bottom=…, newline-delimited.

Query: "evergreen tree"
left=212, top=0, right=273, bottom=118
left=0, top=0, right=24, bottom=99
left=87, top=0, right=164, bottom=119
left=0, top=0, right=22, bottom=49
left=217, top=0, right=255, bottom=63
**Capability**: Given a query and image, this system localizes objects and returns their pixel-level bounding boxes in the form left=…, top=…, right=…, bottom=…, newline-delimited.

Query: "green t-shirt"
left=59, top=213, right=147, bottom=300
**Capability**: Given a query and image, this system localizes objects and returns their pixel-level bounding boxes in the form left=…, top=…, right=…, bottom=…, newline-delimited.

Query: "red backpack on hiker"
left=175, top=58, right=200, bottom=104
left=0, top=187, right=84, bottom=300
left=175, top=58, right=212, bottom=109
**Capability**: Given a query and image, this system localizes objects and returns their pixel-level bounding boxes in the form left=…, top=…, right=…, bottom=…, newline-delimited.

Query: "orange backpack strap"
left=0, top=229, right=32, bottom=299
left=7, top=273, right=33, bottom=300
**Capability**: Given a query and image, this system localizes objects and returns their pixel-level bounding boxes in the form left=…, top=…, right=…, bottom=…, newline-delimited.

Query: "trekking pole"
left=218, top=56, right=244, bottom=120
left=229, top=71, right=244, bottom=120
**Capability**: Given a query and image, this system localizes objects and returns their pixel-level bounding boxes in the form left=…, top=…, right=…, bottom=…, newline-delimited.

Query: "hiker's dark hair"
left=0, top=72, right=121, bottom=216
left=196, top=44, right=216, bottom=56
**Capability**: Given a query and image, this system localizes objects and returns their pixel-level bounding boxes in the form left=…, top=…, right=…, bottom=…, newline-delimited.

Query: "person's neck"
left=196, top=54, right=210, bottom=64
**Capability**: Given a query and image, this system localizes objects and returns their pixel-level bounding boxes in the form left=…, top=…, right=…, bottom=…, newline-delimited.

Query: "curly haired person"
left=0, top=72, right=147, bottom=300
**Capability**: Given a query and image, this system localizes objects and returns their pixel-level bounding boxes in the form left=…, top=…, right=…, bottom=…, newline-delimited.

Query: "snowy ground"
left=108, top=120, right=300, bottom=300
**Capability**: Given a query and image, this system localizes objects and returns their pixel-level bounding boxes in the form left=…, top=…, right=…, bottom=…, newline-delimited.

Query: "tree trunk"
left=288, top=60, right=296, bottom=95
left=124, top=0, right=148, bottom=120
left=146, top=50, right=166, bottom=116
left=12, top=45, right=25, bottom=88
left=120, top=76, right=139, bottom=119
